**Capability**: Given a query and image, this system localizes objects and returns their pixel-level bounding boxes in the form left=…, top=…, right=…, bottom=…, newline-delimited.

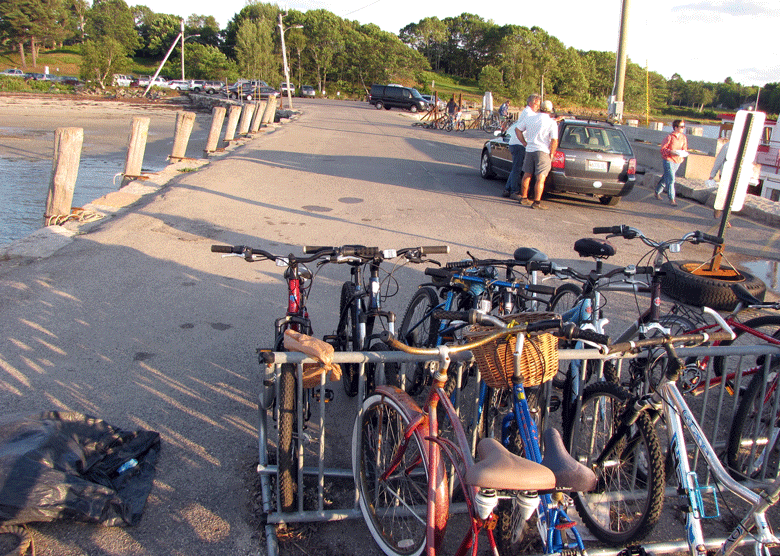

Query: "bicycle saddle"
left=513, top=247, right=549, bottom=265
left=574, top=238, right=615, bottom=259
left=540, top=428, right=598, bottom=492
left=465, top=438, right=555, bottom=491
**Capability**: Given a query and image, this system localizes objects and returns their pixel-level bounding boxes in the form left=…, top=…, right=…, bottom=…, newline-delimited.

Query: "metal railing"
left=258, top=344, right=780, bottom=556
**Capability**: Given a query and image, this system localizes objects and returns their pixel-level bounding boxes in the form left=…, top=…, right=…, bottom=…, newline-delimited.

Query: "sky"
left=137, top=0, right=778, bottom=87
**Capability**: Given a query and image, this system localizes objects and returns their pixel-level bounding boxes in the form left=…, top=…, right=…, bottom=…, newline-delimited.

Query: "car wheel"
left=375, top=101, right=383, bottom=110
left=410, top=105, right=418, bottom=113
left=480, top=150, right=496, bottom=179
left=599, top=195, right=620, bottom=206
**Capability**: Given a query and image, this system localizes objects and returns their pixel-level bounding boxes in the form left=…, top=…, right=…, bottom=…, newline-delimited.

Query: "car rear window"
left=560, top=125, right=632, bottom=155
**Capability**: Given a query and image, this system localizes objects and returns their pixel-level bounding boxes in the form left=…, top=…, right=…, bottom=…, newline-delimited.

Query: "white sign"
left=714, top=110, right=766, bottom=212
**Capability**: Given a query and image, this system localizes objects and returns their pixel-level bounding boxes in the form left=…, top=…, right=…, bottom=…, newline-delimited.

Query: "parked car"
left=421, top=95, right=446, bottom=111
left=189, top=80, right=223, bottom=94
left=480, top=118, right=637, bottom=206
left=25, top=73, right=53, bottom=81
left=369, top=84, right=429, bottom=113
left=56, top=76, right=82, bottom=86
left=279, top=82, right=295, bottom=95
left=168, top=80, right=190, bottom=91
left=300, top=85, right=315, bottom=98
left=134, top=75, right=168, bottom=88
left=113, top=74, right=132, bottom=87
left=223, top=81, right=277, bottom=100
left=0, top=68, right=25, bottom=77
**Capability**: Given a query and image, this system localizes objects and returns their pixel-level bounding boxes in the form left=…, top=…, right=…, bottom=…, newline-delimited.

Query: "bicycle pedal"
left=313, top=388, right=334, bottom=403
left=548, top=395, right=561, bottom=412
left=618, top=546, right=648, bottom=556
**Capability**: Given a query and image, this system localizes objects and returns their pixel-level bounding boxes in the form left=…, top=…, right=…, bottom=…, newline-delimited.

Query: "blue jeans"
left=505, top=144, right=526, bottom=194
left=656, top=159, right=680, bottom=201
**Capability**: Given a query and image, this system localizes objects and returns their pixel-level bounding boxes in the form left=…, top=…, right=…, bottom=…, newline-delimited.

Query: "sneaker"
left=654, top=192, right=662, bottom=200
left=501, top=190, right=510, bottom=198
left=670, top=199, right=678, bottom=206
left=509, top=193, right=522, bottom=200
left=519, top=198, right=533, bottom=206
left=531, top=201, right=548, bottom=210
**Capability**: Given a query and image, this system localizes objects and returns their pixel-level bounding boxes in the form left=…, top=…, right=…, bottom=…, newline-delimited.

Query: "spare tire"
left=660, top=260, right=766, bottom=311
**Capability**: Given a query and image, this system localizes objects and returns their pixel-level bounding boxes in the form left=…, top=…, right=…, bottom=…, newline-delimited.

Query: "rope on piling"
left=44, top=207, right=103, bottom=227
left=0, top=525, right=35, bottom=556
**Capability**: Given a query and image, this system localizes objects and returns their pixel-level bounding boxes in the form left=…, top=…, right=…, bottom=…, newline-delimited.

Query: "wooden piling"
left=44, top=127, right=83, bottom=224
left=205, top=106, right=226, bottom=152
left=124, top=116, right=150, bottom=183
left=238, top=104, right=255, bottom=135
left=224, top=105, right=242, bottom=142
left=262, top=97, right=276, bottom=124
left=171, top=111, right=196, bottom=159
left=250, top=101, right=267, bottom=133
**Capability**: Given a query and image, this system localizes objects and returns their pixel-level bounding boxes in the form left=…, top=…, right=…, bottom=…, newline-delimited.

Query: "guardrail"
left=258, top=344, right=780, bottom=556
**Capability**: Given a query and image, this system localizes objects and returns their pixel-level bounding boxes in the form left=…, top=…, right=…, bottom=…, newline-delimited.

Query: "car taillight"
left=628, top=157, right=636, bottom=175
left=552, top=151, right=565, bottom=169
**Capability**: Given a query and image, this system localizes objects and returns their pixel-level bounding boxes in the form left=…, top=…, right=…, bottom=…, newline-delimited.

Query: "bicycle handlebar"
left=211, top=244, right=326, bottom=263
left=607, top=331, right=735, bottom=355
left=303, top=244, right=449, bottom=259
left=592, top=225, right=723, bottom=247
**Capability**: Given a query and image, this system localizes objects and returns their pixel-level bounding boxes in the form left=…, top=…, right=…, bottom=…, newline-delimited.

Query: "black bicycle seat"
left=465, top=438, right=555, bottom=491
left=514, top=247, right=549, bottom=265
left=574, top=238, right=615, bottom=259
left=540, top=428, right=598, bottom=492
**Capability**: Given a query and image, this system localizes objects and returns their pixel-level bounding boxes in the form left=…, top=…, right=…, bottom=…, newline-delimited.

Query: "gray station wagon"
left=480, top=118, right=637, bottom=206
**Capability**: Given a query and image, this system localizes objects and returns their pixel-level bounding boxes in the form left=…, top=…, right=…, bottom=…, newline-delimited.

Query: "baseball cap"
left=541, top=100, right=554, bottom=112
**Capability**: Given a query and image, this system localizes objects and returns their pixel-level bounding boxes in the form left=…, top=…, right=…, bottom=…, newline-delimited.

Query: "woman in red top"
left=655, top=120, right=688, bottom=206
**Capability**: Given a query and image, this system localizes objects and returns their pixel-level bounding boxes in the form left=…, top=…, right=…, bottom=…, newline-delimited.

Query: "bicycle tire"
left=368, top=341, right=401, bottom=390
left=339, top=282, right=360, bottom=397
left=398, top=287, right=441, bottom=395
left=278, top=362, right=298, bottom=513
left=549, top=283, right=584, bottom=389
left=353, top=391, right=433, bottom=556
left=727, top=363, right=780, bottom=486
left=713, top=315, right=780, bottom=379
left=565, top=381, right=665, bottom=545
left=456, top=120, right=465, bottom=132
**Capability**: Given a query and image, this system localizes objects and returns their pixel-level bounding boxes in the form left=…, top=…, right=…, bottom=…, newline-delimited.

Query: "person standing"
left=517, top=99, right=558, bottom=210
left=502, top=93, right=541, bottom=198
left=656, top=120, right=688, bottom=206
left=498, top=100, right=510, bottom=118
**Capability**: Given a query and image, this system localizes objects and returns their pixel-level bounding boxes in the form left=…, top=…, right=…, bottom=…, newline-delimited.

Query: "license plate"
left=587, top=160, right=608, bottom=171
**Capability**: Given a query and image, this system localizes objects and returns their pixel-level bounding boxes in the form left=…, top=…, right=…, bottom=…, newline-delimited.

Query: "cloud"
left=672, top=0, right=772, bottom=17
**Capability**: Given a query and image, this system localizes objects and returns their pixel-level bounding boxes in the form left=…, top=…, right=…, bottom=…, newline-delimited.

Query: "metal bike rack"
left=257, top=344, right=780, bottom=556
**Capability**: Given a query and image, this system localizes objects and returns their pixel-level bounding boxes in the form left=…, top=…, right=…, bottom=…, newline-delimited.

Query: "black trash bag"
left=0, top=411, right=160, bottom=526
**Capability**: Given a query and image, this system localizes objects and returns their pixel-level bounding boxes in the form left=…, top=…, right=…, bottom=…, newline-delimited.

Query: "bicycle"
left=352, top=310, right=606, bottom=556
left=304, top=244, right=449, bottom=399
left=397, top=248, right=573, bottom=396
left=211, top=243, right=329, bottom=513
left=565, top=309, right=780, bottom=553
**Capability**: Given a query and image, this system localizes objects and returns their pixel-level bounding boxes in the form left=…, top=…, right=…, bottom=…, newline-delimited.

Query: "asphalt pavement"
left=0, top=98, right=778, bottom=556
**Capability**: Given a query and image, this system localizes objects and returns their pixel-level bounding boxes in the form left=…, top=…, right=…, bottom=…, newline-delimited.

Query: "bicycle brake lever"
left=702, top=307, right=736, bottom=340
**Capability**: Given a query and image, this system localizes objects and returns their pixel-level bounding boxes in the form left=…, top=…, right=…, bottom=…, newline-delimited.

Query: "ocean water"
left=0, top=114, right=213, bottom=247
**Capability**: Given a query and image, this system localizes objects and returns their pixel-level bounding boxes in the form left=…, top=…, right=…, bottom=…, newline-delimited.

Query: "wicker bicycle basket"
left=465, top=313, right=559, bottom=390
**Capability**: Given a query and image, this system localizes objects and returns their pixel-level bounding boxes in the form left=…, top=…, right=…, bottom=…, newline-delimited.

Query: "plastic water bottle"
left=117, top=458, right=138, bottom=474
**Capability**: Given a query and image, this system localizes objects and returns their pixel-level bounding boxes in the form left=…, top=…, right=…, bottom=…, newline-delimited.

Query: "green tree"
left=182, top=42, right=238, bottom=81
left=80, top=0, right=139, bottom=87
left=235, top=15, right=275, bottom=81
left=303, top=9, right=342, bottom=93
left=478, top=64, right=504, bottom=96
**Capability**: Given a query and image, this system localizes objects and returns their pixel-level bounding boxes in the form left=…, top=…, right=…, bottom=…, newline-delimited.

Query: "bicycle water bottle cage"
left=574, top=238, right=615, bottom=259
left=513, top=247, right=549, bottom=265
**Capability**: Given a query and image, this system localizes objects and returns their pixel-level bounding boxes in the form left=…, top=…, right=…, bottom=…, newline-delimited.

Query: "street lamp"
left=278, top=14, right=303, bottom=110
left=179, top=20, right=200, bottom=81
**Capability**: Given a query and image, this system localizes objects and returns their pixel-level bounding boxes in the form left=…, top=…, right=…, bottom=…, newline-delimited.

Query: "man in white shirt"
left=517, top=100, right=558, bottom=210
left=502, top=93, right=541, bottom=198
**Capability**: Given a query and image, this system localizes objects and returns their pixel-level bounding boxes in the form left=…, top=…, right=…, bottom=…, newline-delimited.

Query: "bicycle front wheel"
left=727, top=364, right=780, bottom=486
left=565, top=381, right=665, bottom=545
left=278, top=363, right=298, bottom=513
left=353, top=392, right=431, bottom=556
left=398, top=287, right=441, bottom=395
left=339, top=282, right=360, bottom=397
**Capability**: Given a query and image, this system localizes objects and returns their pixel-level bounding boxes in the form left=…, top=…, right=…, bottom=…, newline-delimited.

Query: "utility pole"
left=609, top=0, right=630, bottom=123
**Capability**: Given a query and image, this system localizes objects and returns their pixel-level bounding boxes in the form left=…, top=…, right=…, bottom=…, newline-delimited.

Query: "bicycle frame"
left=657, top=370, right=780, bottom=556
